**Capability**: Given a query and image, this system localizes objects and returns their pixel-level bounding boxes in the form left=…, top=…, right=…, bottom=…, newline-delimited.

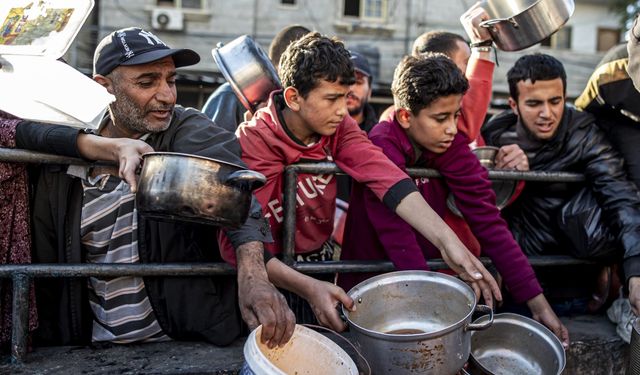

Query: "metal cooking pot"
left=480, top=0, right=575, bottom=51
left=447, top=146, right=517, bottom=217
left=465, top=313, right=566, bottom=375
left=136, top=152, right=266, bottom=228
left=343, top=271, right=493, bottom=374
left=212, top=35, right=282, bottom=113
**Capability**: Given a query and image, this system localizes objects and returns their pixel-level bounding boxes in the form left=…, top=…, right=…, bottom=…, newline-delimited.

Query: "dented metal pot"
left=136, top=152, right=266, bottom=228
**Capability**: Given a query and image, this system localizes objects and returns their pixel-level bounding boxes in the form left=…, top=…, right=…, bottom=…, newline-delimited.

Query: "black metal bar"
left=0, top=148, right=89, bottom=166
left=0, top=263, right=235, bottom=278
left=292, top=256, right=594, bottom=274
left=282, top=168, right=298, bottom=265
left=0, top=256, right=594, bottom=279
left=285, top=162, right=585, bottom=183
left=11, top=274, right=30, bottom=364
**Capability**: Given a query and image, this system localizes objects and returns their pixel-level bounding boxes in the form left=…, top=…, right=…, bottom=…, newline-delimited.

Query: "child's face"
left=404, top=94, right=463, bottom=154
left=296, top=79, right=349, bottom=138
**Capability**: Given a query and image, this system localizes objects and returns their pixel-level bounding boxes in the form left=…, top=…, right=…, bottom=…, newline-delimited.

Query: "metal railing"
left=0, top=149, right=589, bottom=364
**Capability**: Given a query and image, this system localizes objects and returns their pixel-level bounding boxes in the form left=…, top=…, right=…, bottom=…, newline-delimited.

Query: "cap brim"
left=121, top=48, right=200, bottom=68
left=354, top=67, right=371, bottom=77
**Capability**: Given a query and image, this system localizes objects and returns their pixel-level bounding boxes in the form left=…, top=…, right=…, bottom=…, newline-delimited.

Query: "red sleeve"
left=333, top=118, right=415, bottom=207
left=236, top=122, right=287, bottom=254
left=459, top=57, right=494, bottom=143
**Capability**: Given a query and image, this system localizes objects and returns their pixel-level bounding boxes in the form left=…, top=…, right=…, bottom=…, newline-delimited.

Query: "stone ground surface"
left=0, top=314, right=629, bottom=374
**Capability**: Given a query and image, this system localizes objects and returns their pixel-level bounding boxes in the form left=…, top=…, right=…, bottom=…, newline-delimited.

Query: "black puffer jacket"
left=482, top=107, right=640, bottom=281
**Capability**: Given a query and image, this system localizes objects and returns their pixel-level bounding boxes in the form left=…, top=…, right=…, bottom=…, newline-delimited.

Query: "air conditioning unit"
left=151, top=8, right=184, bottom=31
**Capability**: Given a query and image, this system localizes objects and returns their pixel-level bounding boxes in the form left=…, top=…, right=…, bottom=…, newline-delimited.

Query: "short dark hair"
left=268, top=25, right=311, bottom=69
left=392, top=53, right=469, bottom=115
left=411, top=31, right=467, bottom=57
left=507, top=53, right=567, bottom=100
left=279, top=32, right=355, bottom=98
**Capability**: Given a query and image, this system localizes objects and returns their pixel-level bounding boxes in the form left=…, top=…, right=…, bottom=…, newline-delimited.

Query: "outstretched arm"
left=395, top=192, right=503, bottom=307
left=266, top=258, right=355, bottom=332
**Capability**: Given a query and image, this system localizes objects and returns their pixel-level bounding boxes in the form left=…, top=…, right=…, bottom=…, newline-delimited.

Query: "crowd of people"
left=3, top=1, right=640, bottom=360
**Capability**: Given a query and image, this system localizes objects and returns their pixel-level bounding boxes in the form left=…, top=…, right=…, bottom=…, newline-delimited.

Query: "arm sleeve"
left=356, top=132, right=429, bottom=271
left=459, top=57, right=494, bottom=142
left=170, top=109, right=272, bottom=248
left=440, top=138, right=541, bottom=303
left=15, top=121, right=81, bottom=157
left=578, top=124, right=640, bottom=279
left=334, top=119, right=417, bottom=211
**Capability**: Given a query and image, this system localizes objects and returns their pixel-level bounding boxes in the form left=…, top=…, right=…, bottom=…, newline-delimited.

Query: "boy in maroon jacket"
left=340, top=53, right=569, bottom=347
left=222, top=32, right=502, bottom=325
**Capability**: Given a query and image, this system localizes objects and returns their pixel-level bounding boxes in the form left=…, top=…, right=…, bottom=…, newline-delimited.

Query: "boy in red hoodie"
left=226, top=32, right=501, bottom=323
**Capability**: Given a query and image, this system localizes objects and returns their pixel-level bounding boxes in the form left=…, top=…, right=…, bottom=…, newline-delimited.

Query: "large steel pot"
left=136, top=152, right=266, bottom=228
left=212, top=35, right=282, bottom=113
left=480, top=0, right=575, bottom=51
left=465, top=313, right=565, bottom=375
left=343, top=271, right=493, bottom=374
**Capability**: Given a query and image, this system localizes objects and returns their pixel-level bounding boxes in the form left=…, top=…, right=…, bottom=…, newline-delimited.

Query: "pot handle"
left=223, top=170, right=266, bottom=191
left=465, top=304, right=493, bottom=331
left=479, top=17, right=518, bottom=29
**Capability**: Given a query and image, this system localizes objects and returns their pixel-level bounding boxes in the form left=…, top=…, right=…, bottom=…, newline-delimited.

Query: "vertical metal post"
left=11, top=273, right=30, bottom=364
left=283, top=168, right=298, bottom=265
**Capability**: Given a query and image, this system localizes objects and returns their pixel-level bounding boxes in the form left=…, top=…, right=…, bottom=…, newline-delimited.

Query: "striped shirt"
left=80, top=174, right=169, bottom=343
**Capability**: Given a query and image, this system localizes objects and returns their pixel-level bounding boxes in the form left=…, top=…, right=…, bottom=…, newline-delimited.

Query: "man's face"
left=450, top=39, right=471, bottom=74
left=402, top=94, right=462, bottom=154
left=295, top=79, right=349, bottom=138
left=346, top=71, right=372, bottom=117
left=509, top=78, right=565, bottom=140
left=107, top=56, right=177, bottom=136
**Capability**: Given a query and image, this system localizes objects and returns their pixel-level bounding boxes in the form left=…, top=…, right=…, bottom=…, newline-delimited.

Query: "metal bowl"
left=212, top=35, right=282, bottom=113
left=447, top=147, right=517, bottom=217
left=467, top=313, right=566, bottom=375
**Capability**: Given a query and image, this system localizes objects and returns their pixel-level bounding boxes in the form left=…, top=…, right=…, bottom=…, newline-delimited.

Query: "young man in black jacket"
left=482, top=53, right=640, bottom=321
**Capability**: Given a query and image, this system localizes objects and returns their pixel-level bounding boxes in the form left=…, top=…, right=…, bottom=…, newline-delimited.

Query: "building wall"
left=72, top=0, right=624, bottom=106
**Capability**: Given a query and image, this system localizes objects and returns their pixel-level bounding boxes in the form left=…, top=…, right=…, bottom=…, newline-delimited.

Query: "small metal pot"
left=447, top=146, right=517, bottom=217
left=466, top=313, right=566, bottom=375
left=480, top=0, right=575, bottom=51
left=212, top=35, right=282, bottom=113
left=343, top=271, right=493, bottom=374
left=136, top=152, right=266, bottom=228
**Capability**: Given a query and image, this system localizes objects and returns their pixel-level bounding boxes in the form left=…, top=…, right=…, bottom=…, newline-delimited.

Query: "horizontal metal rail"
left=0, top=153, right=588, bottom=364
left=281, top=162, right=585, bottom=262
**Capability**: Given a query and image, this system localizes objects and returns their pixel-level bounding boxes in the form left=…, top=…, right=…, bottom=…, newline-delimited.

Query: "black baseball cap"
left=349, top=50, right=372, bottom=78
left=93, top=27, right=200, bottom=76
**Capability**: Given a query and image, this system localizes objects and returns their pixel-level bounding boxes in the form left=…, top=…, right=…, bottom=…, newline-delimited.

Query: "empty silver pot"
left=466, top=313, right=566, bottom=375
left=136, top=152, right=266, bottom=228
left=212, top=35, right=282, bottom=113
left=343, top=271, right=493, bottom=374
left=480, top=0, right=575, bottom=51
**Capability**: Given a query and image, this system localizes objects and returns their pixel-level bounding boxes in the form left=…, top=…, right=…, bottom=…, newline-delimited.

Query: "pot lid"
left=0, top=0, right=94, bottom=59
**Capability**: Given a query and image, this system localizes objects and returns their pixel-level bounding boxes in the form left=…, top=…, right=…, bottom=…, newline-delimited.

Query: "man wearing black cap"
left=16, top=27, right=343, bottom=348
left=347, top=51, right=377, bottom=133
